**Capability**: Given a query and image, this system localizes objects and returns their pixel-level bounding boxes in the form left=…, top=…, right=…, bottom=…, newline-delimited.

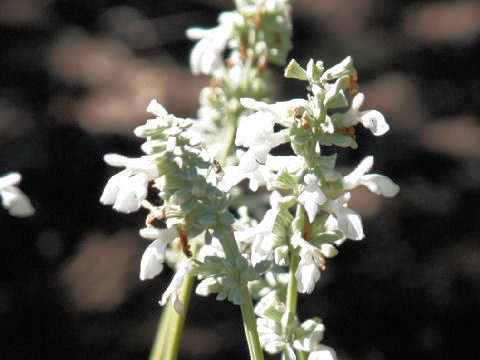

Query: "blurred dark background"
left=0, top=0, right=479, bottom=359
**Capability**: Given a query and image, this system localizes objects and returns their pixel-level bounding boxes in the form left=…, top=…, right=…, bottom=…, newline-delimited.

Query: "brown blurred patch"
left=402, top=2, right=480, bottom=43
left=362, top=72, right=425, bottom=131
left=420, top=115, right=480, bottom=158
left=47, top=30, right=208, bottom=135
left=295, top=0, right=373, bottom=38
left=0, top=0, right=50, bottom=26
left=59, top=231, right=143, bottom=312
left=48, top=30, right=132, bottom=87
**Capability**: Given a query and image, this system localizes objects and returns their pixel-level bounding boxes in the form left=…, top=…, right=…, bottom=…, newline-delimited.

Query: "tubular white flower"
left=343, top=156, right=400, bottom=197
left=186, top=11, right=242, bottom=76
left=293, top=233, right=338, bottom=294
left=293, top=318, right=326, bottom=352
left=236, top=110, right=289, bottom=165
left=324, top=193, right=364, bottom=241
left=342, top=93, right=389, bottom=136
left=298, top=174, right=327, bottom=223
left=140, top=239, right=167, bottom=280
left=0, top=172, right=34, bottom=217
left=233, top=191, right=283, bottom=265
left=240, top=97, right=308, bottom=128
left=100, top=155, right=159, bottom=213
left=139, top=227, right=178, bottom=280
left=159, top=260, right=193, bottom=315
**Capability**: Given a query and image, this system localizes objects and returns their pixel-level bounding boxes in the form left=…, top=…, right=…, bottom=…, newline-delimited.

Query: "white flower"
left=139, top=227, right=178, bottom=280
left=324, top=193, right=364, bottom=242
left=240, top=97, right=308, bottom=128
left=0, top=172, right=34, bottom=217
left=236, top=110, right=289, bottom=166
left=233, top=191, right=283, bottom=265
left=293, top=233, right=338, bottom=294
left=342, top=93, right=389, bottom=135
left=218, top=151, right=273, bottom=192
left=186, top=11, right=242, bottom=76
left=160, top=260, right=192, bottom=315
left=308, top=345, right=337, bottom=360
left=293, top=318, right=325, bottom=352
left=343, top=156, right=399, bottom=197
left=100, top=154, right=159, bottom=213
left=298, top=174, right=327, bottom=223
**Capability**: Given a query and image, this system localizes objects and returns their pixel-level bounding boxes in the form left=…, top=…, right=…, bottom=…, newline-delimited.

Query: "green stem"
left=240, top=286, right=265, bottom=360
left=148, top=299, right=172, bottom=360
left=219, top=227, right=264, bottom=360
left=285, top=205, right=307, bottom=360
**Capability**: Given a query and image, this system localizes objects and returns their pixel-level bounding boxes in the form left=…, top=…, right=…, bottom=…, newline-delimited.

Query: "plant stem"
left=219, top=227, right=264, bottom=360
left=240, top=285, right=265, bottom=360
left=148, top=301, right=172, bottom=360
left=285, top=205, right=307, bottom=360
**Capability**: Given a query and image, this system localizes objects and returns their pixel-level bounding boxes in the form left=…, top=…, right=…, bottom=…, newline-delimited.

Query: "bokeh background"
left=0, top=0, right=479, bottom=359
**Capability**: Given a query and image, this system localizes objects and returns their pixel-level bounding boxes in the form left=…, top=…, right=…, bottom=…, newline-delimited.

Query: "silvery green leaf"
left=284, top=59, right=308, bottom=80
left=198, top=214, right=218, bottom=226
left=254, top=260, right=272, bottom=275
left=240, top=266, right=258, bottom=282
left=216, top=288, right=229, bottom=301
left=235, top=255, right=248, bottom=270
left=320, top=56, right=357, bottom=82
left=230, top=289, right=244, bottom=305
left=219, top=212, right=235, bottom=225
left=220, top=277, right=237, bottom=287
left=269, top=169, right=298, bottom=191
left=315, top=154, right=337, bottom=169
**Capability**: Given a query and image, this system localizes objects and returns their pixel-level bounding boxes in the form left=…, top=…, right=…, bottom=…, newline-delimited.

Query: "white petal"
left=0, top=187, right=35, bottom=217
left=351, top=92, right=364, bottom=110
left=104, top=172, right=149, bottom=214
left=103, top=153, right=128, bottom=167
left=338, top=209, right=364, bottom=240
left=159, top=261, right=191, bottom=315
left=139, top=239, right=167, bottom=280
left=320, top=244, right=338, bottom=258
left=342, top=156, right=374, bottom=190
left=0, top=172, right=21, bottom=188
left=139, top=227, right=177, bottom=241
left=146, top=99, right=168, bottom=117
left=99, top=171, right=124, bottom=206
left=360, top=174, right=400, bottom=197
left=359, top=109, right=389, bottom=135
left=296, top=261, right=320, bottom=294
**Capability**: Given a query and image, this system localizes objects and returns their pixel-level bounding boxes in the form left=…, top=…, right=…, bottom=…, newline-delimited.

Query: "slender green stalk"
left=148, top=301, right=172, bottom=360
left=219, top=227, right=264, bottom=360
left=240, top=286, right=265, bottom=360
left=285, top=205, right=307, bottom=360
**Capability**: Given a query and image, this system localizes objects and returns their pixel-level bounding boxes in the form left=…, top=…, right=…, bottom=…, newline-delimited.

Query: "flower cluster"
left=100, top=1, right=399, bottom=359
left=0, top=172, right=34, bottom=217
